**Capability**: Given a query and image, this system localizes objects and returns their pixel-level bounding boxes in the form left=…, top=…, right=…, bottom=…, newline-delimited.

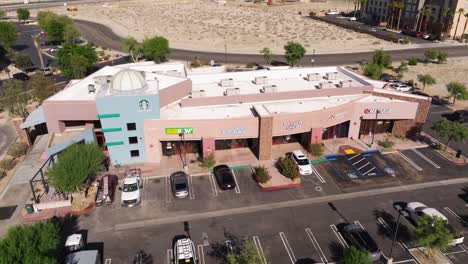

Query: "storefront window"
left=272, top=133, right=302, bottom=145
left=161, top=141, right=201, bottom=156
left=322, top=121, right=350, bottom=140
left=215, top=139, right=252, bottom=150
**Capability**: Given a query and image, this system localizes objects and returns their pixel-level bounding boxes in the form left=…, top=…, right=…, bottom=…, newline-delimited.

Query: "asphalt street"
left=74, top=19, right=468, bottom=66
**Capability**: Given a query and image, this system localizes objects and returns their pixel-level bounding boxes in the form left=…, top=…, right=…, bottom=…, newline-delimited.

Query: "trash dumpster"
left=24, top=204, right=34, bottom=214
left=456, top=150, right=462, bottom=159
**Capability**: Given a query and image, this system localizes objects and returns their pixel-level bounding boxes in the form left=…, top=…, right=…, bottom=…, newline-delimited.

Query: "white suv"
left=120, top=175, right=141, bottom=207
left=290, top=150, right=312, bottom=175
left=173, top=237, right=197, bottom=264
left=390, top=83, right=412, bottom=92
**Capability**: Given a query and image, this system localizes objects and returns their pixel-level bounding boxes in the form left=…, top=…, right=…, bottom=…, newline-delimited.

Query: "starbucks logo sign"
left=139, top=99, right=150, bottom=111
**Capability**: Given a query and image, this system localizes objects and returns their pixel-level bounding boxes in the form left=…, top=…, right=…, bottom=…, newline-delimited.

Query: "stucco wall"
left=159, top=79, right=192, bottom=108
left=43, top=101, right=98, bottom=134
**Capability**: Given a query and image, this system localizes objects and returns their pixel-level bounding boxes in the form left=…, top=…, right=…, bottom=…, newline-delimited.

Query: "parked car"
left=38, top=67, right=53, bottom=76
left=290, top=150, right=312, bottom=175
left=381, top=76, right=401, bottom=83
left=369, top=27, right=377, bottom=32
left=170, top=171, right=189, bottom=198
left=325, top=9, right=339, bottom=15
left=442, top=110, right=468, bottom=123
left=349, top=17, right=357, bottom=21
left=342, top=224, right=382, bottom=261
left=173, top=237, right=197, bottom=264
left=120, top=168, right=142, bottom=207
left=95, top=174, right=118, bottom=206
left=390, top=83, right=412, bottom=92
left=12, top=72, right=30, bottom=81
left=213, top=164, right=236, bottom=190
left=405, top=202, right=464, bottom=245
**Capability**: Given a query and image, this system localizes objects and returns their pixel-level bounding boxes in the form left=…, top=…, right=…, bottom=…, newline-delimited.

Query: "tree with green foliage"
left=395, top=1, right=405, bottom=30
left=56, top=43, right=98, bottom=79
left=363, top=63, right=383, bottom=80
left=415, top=214, right=453, bottom=255
left=372, top=49, right=392, bottom=68
left=0, top=221, right=60, bottom=264
left=37, top=11, right=57, bottom=29
left=63, top=23, right=81, bottom=43
left=0, top=80, right=29, bottom=117
left=424, top=49, right=438, bottom=62
left=16, top=8, right=30, bottom=24
left=48, top=144, right=103, bottom=196
left=453, top=8, right=465, bottom=40
left=393, top=62, right=408, bottom=78
left=284, top=41, right=306, bottom=67
left=14, top=54, right=32, bottom=68
left=0, top=21, right=17, bottom=58
left=260, top=47, right=272, bottom=65
left=30, top=74, right=59, bottom=103
left=142, top=36, right=170, bottom=63
left=343, top=246, right=372, bottom=264
left=226, top=240, right=263, bottom=264
left=431, top=118, right=468, bottom=151
left=122, top=36, right=142, bottom=63
left=417, top=74, right=436, bottom=90
left=446, top=82, right=468, bottom=104
left=0, top=10, right=6, bottom=20
left=46, top=18, right=66, bottom=43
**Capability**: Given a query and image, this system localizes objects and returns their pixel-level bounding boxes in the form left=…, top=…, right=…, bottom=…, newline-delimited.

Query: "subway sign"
left=165, top=127, right=193, bottom=135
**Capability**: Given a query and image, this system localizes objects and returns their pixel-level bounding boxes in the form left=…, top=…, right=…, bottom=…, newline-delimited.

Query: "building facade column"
left=202, top=137, right=215, bottom=158
left=11, top=118, right=32, bottom=146
left=257, top=116, right=273, bottom=160
left=311, top=128, right=323, bottom=144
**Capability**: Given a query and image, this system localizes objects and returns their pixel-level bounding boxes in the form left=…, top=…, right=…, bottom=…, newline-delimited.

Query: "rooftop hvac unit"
left=339, top=80, right=353, bottom=88
left=326, top=72, right=339, bottom=80
left=88, top=84, right=96, bottom=94
left=190, top=90, right=206, bottom=98
left=220, top=78, right=234, bottom=87
left=93, top=75, right=112, bottom=85
left=254, top=76, right=268, bottom=85
left=261, top=85, right=277, bottom=93
left=307, top=73, right=321, bottom=81
left=319, top=81, right=334, bottom=89
left=225, top=88, right=240, bottom=96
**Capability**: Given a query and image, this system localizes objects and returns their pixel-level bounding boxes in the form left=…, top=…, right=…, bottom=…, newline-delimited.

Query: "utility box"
left=307, top=73, right=321, bottom=81
left=326, top=72, right=338, bottom=80
left=254, top=76, right=268, bottom=85
left=220, top=78, right=234, bottom=87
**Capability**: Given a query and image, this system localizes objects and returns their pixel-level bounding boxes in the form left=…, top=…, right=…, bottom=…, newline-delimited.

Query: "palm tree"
left=462, top=12, right=468, bottom=41
left=396, top=2, right=405, bottom=31
left=389, top=1, right=398, bottom=29
left=422, top=8, right=432, bottom=32
left=360, top=0, right=369, bottom=16
left=440, top=7, right=451, bottom=33
left=453, top=8, right=465, bottom=40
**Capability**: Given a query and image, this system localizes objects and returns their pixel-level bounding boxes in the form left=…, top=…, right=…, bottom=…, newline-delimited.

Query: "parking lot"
left=91, top=183, right=468, bottom=264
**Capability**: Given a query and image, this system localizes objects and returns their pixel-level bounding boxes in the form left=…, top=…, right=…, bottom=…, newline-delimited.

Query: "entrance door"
left=161, top=141, right=201, bottom=156
left=359, top=120, right=394, bottom=137
left=322, top=121, right=350, bottom=140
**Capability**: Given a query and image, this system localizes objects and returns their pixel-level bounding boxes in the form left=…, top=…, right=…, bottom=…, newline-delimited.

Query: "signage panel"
left=165, top=127, right=193, bottom=135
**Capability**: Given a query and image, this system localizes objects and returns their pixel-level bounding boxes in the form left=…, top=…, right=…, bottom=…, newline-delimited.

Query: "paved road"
left=75, top=19, right=468, bottom=66
left=0, top=0, right=118, bottom=11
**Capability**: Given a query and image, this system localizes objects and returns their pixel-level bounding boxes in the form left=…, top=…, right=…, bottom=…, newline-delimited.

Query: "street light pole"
left=370, top=110, right=380, bottom=147
left=388, top=204, right=403, bottom=264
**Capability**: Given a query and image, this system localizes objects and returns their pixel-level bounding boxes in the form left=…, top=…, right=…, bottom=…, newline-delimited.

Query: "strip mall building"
left=21, top=62, right=431, bottom=165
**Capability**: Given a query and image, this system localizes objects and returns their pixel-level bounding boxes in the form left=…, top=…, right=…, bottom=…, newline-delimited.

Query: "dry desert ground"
left=30, top=0, right=396, bottom=54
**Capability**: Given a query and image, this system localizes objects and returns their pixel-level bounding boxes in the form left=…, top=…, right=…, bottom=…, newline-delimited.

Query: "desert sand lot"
left=30, top=0, right=396, bottom=54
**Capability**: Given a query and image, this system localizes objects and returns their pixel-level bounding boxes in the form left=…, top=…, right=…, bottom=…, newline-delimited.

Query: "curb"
left=259, top=182, right=302, bottom=190
left=22, top=202, right=95, bottom=222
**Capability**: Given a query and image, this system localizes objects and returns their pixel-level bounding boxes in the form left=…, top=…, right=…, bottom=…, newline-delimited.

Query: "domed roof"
left=110, top=69, right=148, bottom=94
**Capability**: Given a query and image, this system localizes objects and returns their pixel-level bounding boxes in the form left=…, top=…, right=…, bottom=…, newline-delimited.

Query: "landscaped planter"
left=409, top=247, right=451, bottom=264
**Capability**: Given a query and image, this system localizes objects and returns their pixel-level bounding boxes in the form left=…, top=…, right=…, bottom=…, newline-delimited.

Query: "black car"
left=342, top=224, right=381, bottom=261
left=443, top=110, right=468, bottom=123
left=12, top=72, right=30, bottom=81
left=213, top=165, right=236, bottom=190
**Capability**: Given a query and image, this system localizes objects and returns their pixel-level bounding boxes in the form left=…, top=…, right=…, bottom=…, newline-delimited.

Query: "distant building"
left=366, top=0, right=391, bottom=24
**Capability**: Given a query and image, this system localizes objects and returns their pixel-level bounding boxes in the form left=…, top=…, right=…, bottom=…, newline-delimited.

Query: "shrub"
left=401, top=38, right=412, bottom=44
left=253, top=165, right=270, bottom=184
left=277, top=155, right=300, bottom=180
left=246, top=62, right=256, bottom=68
left=309, top=143, right=323, bottom=156
left=0, top=157, right=17, bottom=171
left=433, top=143, right=442, bottom=150
left=437, top=51, right=447, bottom=64
left=408, top=58, right=418, bottom=65
left=7, top=142, right=28, bottom=158
left=200, top=154, right=215, bottom=169
left=378, top=139, right=394, bottom=149
left=363, top=63, right=383, bottom=80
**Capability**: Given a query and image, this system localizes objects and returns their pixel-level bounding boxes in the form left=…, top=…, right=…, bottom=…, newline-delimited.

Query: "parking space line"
left=349, top=154, right=360, bottom=160
left=279, top=232, right=297, bottom=263
left=443, top=207, right=468, bottom=226
left=354, top=158, right=366, bottom=165
left=208, top=173, right=218, bottom=197
left=357, top=162, right=371, bottom=171
left=459, top=244, right=468, bottom=252
left=305, top=228, right=328, bottom=263
left=165, top=176, right=172, bottom=203
left=330, top=224, right=349, bottom=248
left=363, top=167, right=375, bottom=176
left=231, top=169, right=241, bottom=194
left=252, top=236, right=268, bottom=264
left=377, top=217, right=408, bottom=250
left=398, top=152, right=423, bottom=171
left=393, top=259, right=417, bottom=264
left=310, top=164, right=326, bottom=183
left=104, top=259, right=112, bottom=264
left=411, top=149, right=440, bottom=168
left=354, top=220, right=365, bottom=230
left=166, top=249, right=172, bottom=264
left=188, top=173, right=195, bottom=200
left=197, top=245, right=205, bottom=264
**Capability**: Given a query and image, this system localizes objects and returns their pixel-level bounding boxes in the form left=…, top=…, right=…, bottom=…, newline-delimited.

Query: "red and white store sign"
left=363, top=108, right=390, bottom=114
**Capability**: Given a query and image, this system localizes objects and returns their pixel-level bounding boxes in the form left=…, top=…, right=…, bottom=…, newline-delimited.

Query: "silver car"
left=170, top=171, right=189, bottom=198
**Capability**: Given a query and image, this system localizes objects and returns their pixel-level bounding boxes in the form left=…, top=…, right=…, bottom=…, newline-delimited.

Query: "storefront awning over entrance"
left=20, top=106, right=45, bottom=129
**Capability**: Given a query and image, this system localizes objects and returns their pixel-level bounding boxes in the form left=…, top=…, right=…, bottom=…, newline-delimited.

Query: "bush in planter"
left=253, top=165, right=270, bottom=184
left=0, top=157, right=17, bottom=171
left=7, top=142, right=29, bottom=158
left=408, top=58, right=418, bottom=65
left=309, top=143, right=323, bottom=156
left=378, top=139, right=394, bottom=149
left=200, top=154, right=215, bottom=169
left=433, top=143, right=442, bottom=150
left=277, top=156, right=300, bottom=180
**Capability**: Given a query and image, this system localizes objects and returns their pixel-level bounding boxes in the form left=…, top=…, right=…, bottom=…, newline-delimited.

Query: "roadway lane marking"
left=165, top=176, right=172, bottom=203
left=279, top=232, right=297, bottom=263
left=443, top=207, right=468, bottom=226
left=310, top=164, right=326, bottom=183
left=208, top=173, right=218, bottom=197
left=330, top=224, right=349, bottom=248
left=411, top=149, right=440, bottom=168
left=188, top=173, right=195, bottom=200
left=231, top=169, right=241, bottom=194
left=398, top=152, right=423, bottom=171
left=252, top=236, right=267, bottom=264
left=197, top=245, right=205, bottom=264
left=166, top=249, right=173, bottom=264
left=305, top=228, right=328, bottom=263
left=377, top=217, right=409, bottom=250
